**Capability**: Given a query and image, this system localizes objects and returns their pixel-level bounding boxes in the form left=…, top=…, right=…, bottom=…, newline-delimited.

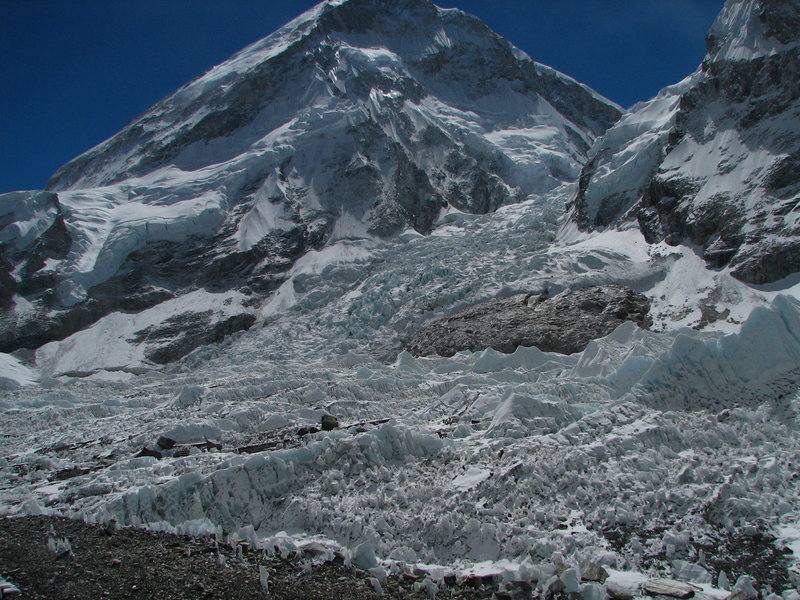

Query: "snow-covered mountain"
left=2, top=0, right=800, bottom=595
left=0, top=0, right=619, bottom=364
left=572, top=0, right=800, bottom=284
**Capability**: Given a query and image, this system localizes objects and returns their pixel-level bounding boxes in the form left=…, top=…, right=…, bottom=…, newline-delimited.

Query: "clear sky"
left=0, top=0, right=724, bottom=194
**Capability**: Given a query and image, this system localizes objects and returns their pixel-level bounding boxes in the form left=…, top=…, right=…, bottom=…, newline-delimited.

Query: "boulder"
left=135, top=447, right=162, bottom=460
left=580, top=561, right=609, bottom=583
left=643, top=578, right=700, bottom=598
left=321, top=415, right=339, bottom=431
left=156, top=436, right=176, bottom=450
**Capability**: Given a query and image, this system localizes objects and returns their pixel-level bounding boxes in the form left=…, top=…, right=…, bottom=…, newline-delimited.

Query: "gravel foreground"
left=0, top=515, right=491, bottom=599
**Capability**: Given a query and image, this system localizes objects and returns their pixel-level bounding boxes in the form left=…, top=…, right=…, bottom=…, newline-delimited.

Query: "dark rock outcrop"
left=131, top=312, right=257, bottom=365
left=406, top=285, right=651, bottom=357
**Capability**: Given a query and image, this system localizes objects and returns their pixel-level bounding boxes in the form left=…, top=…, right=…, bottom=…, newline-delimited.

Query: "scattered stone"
left=300, top=542, right=329, bottom=557
left=237, top=441, right=279, bottom=454
left=156, top=436, right=176, bottom=450
left=193, top=440, right=222, bottom=451
left=580, top=561, right=609, bottom=583
left=321, top=415, right=339, bottom=431
left=505, top=580, right=533, bottom=596
left=643, top=578, right=700, bottom=598
left=465, top=573, right=497, bottom=588
left=1, top=514, right=497, bottom=599
left=52, top=467, right=92, bottom=481
left=103, top=519, right=118, bottom=536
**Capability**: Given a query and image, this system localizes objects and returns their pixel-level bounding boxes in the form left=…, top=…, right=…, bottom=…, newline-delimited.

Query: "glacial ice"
left=2, top=267, right=799, bottom=590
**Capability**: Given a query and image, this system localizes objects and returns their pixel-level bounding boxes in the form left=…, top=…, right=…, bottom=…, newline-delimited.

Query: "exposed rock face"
left=0, top=0, right=620, bottom=367
left=572, top=0, right=800, bottom=285
left=406, top=285, right=651, bottom=357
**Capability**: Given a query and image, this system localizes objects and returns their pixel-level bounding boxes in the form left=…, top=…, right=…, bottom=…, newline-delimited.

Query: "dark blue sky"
left=0, top=0, right=723, bottom=194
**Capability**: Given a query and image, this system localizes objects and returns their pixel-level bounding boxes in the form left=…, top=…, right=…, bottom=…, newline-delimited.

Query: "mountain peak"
left=705, top=0, right=800, bottom=62
left=2, top=0, right=621, bottom=361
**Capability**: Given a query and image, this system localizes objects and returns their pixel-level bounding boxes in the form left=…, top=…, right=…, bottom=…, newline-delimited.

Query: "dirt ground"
left=0, top=515, right=496, bottom=599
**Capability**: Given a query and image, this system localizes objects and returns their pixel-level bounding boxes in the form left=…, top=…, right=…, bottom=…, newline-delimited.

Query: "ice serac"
left=0, top=0, right=620, bottom=362
left=572, top=0, right=800, bottom=284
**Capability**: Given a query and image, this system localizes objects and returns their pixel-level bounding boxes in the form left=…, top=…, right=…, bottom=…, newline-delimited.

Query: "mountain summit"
left=0, top=0, right=619, bottom=364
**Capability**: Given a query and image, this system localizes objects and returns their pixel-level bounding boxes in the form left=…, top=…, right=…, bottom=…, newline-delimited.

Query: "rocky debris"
left=299, top=542, right=330, bottom=558
left=0, top=515, right=496, bottom=600
left=643, top=578, right=701, bottom=598
left=195, top=440, right=223, bottom=452
left=236, top=440, right=283, bottom=454
left=52, top=467, right=92, bottom=481
left=406, top=285, right=651, bottom=357
left=321, top=414, right=339, bottom=431
left=297, top=426, right=320, bottom=437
